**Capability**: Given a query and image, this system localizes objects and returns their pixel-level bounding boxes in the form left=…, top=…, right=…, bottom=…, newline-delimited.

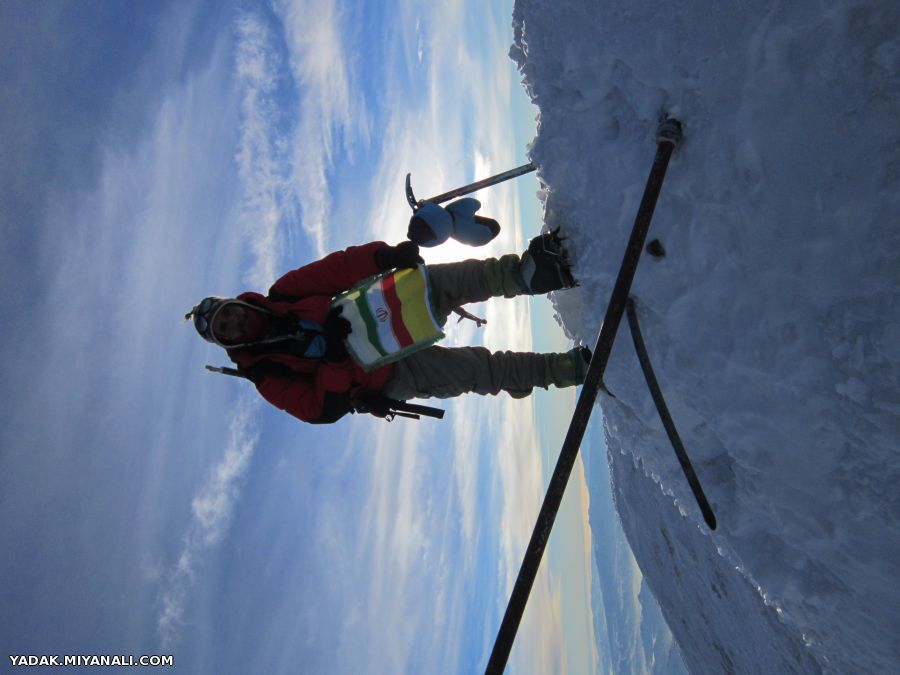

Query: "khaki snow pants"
left=381, top=255, right=578, bottom=401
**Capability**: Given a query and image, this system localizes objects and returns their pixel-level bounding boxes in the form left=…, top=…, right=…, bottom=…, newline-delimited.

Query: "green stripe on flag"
left=354, top=292, right=388, bottom=357
left=336, top=294, right=382, bottom=366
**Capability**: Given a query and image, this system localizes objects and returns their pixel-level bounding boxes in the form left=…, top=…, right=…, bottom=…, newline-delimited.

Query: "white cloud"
left=0, top=2, right=260, bottom=622
left=273, top=0, right=372, bottom=257
left=157, top=396, right=259, bottom=648
left=234, top=12, right=290, bottom=289
left=154, top=12, right=306, bottom=648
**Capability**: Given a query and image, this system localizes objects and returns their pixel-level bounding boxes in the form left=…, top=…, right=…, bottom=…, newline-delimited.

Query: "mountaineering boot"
left=571, top=345, right=592, bottom=384
left=518, top=227, right=577, bottom=294
left=547, top=345, right=593, bottom=387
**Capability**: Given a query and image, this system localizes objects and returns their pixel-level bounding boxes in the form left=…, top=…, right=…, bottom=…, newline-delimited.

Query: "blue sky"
left=0, top=1, right=611, bottom=673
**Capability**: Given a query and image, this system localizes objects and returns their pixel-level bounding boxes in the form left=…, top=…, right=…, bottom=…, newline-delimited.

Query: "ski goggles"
left=186, top=296, right=227, bottom=343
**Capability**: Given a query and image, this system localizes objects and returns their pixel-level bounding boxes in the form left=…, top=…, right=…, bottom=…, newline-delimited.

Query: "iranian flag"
left=332, top=265, right=444, bottom=371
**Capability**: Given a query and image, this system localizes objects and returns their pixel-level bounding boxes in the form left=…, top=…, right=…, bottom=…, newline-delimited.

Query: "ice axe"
left=405, top=163, right=536, bottom=211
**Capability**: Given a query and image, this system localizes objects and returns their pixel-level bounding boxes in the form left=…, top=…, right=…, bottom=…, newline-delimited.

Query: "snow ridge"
left=513, top=0, right=900, bottom=672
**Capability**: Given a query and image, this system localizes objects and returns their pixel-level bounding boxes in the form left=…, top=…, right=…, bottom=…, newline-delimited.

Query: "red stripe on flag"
left=382, top=274, right=414, bottom=347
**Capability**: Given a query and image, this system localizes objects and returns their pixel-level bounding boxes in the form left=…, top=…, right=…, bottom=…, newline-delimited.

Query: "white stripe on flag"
left=365, top=281, right=401, bottom=353
left=336, top=297, right=383, bottom=365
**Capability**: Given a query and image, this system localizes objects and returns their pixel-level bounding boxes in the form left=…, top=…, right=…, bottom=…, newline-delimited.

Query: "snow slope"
left=512, top=0, right=900, bottom=672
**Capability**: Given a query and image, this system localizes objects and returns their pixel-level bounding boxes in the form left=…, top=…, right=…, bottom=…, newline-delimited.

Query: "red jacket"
left=227, top=242, right=394, bottom=424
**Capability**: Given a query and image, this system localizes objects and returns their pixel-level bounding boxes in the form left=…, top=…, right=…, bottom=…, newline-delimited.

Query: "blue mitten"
left=407, top=202, right=453, bottom=247
left=407, top=198, right=500, bottom=247
left=447, top=198, right=499, bottom=246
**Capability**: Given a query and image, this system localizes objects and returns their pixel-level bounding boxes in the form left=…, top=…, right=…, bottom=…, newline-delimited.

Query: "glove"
left=374, top=241, right=424, bottom=270
left=323, top=306, right=352, bottom=362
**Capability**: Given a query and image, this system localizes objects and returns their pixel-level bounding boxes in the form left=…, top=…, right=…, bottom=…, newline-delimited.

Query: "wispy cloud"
left=155, top=11, right=300, bottom=647
left=0, top=0, right=288, bottom=659
left=273, top=0, right=371, bottom=257
left=157, top=397, right=258, bottom=648
left=234, top=12, right=290, bottom=289
left=355, top=425, right=444, bottom=671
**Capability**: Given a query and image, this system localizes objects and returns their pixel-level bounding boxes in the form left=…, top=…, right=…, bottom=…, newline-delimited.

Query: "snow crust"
left=512, top=1, right=900, bottom=672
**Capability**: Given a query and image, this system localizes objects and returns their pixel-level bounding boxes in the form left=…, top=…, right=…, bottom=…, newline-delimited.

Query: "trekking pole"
left=387, top=399, right=445, bottom=420
left=206, top=365, right=248, bottom=379
left=356, top=395, right=446, bottom=421
left=405, top=163, right=536, bottom=211
left=625, top=298, right=717, bottom=530
left=484, top=117, right=683, bottom=675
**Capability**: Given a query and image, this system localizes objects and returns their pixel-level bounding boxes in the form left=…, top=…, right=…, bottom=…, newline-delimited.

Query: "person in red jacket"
left=187, top=233, right=590, bottom=424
